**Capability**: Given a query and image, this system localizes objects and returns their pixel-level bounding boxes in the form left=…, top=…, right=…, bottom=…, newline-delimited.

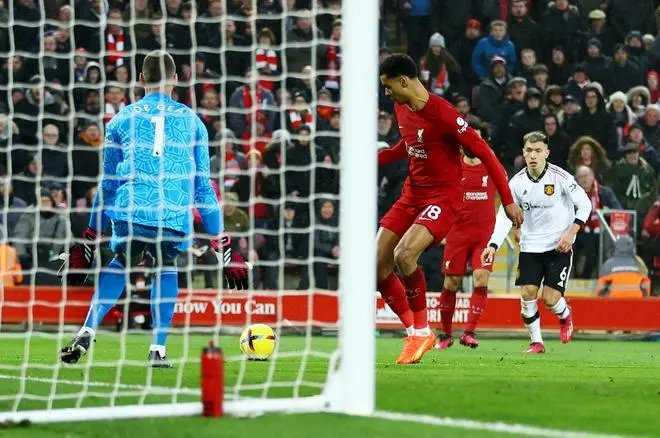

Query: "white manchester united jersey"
left=489, top=163, right=592, bottom=253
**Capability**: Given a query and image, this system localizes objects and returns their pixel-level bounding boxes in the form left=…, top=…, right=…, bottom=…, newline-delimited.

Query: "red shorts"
left=379, top=195, right=457, bottom=246
left=442, top=234, right=494, bottom=276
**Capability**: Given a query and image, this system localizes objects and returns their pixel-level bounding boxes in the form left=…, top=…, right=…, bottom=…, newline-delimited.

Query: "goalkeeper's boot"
left=395, top=331, right=436, bottom=364
left=559, top=310, right=574, bottom=344
left=148, top=351, right=173, bottom=369
left=435, top=334, right=454, bottom=350
left=525, top=342, right=546, bottom=354
left=60, top=332, right=93, bottom=364
left=459, top=331, right=479, bottom=349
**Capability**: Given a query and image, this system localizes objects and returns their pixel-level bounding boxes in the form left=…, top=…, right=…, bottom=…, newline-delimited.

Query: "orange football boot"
left=395, top=331, right=436, bottom=364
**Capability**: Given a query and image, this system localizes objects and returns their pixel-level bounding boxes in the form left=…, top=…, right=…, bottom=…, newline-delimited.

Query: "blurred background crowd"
left=0, top=0, right=658, bottom=293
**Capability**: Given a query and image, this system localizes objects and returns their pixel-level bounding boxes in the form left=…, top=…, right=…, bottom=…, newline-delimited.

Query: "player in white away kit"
left=481, top=131, right=592, bottom=353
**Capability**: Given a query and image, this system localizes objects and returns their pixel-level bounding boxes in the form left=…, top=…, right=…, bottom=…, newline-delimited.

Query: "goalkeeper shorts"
left=110, top=220, right=189, bottom=263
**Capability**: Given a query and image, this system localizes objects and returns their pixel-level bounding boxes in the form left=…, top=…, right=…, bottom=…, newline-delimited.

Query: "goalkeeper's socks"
left=466, top=286, right=488, bottom=333
left=150, top=268, right=179, bottom=347
left=82, top=257, right=127, bottom=331
left=548, top=296, right=570, bottom=320
left=377, top=273, right=414, bottom=332
left=521, top=298, right=543, bottom=344
left=439, top=288, right=457, bottom=336
left=402, top=266, right=428, bottom=330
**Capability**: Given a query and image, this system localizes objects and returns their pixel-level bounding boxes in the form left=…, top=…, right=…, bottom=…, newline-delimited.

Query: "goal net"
left=0, top=0, right=376, bottom=423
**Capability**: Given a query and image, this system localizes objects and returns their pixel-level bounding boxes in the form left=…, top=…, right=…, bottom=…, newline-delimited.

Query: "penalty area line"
left=0, top=373, right=200, bottom=396
left=373, top=410, right=632, bottom=438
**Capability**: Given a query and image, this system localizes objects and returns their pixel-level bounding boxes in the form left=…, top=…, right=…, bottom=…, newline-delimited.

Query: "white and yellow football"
left=239, top=324, right=277, bottom=360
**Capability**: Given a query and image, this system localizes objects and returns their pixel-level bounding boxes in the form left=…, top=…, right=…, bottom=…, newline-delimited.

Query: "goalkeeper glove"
left=58, top=227, right=97, bottom=286
left=211, top=234, right=250, bottom=290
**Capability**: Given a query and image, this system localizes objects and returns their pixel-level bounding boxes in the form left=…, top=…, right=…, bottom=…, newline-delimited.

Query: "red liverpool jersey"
left=454, top=160, right=497, bottom=241
left=381, top=94, right=513, bottom=206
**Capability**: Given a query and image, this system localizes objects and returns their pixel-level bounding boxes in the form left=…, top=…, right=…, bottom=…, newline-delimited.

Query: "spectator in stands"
left=543, top=114, right=572, bottom=167
left=494, top=76, right=527, bottom=163
left=646, top=71, right=660, bottom=104
left=40, top=124, right=69, bottom=183
left=419, top=33, right=462, bottom=98
left=0, top=1, right=8, bottom=56
left=198, top=89, right=221, bottom=138
left=228, top=69, right=277, bottom=142
left=72, top=49, right=90, bottom=84
left=74, top=0, right=103, bottom=54
left=607, top=91, right=636, bottom=151
left=104, top=7, right=132, bottom=78
left=567, top=136, right=612, bottom=181
left=448, top=19, right=482, bottom=93
left=377, top=111, right=399, bottom=146
left=626, top=85, right=650, bottom=118
left=637, top=104, right=660, bottom=148
left=13, top=0, right=41, bottom=53
left=316, top=108, right=340, bottom=164
left=72, top=121, right=102, bottom=202
left=305, top=199, right=339, bottom=290
left=542, top=85, right=564, bottom=119
left=12, top=154, right=40, bottom=206
left=284, top=124, right=325, bottom=204
left=378, top=47, right=394, bottom=113
left=315, top=88, right=335, bottom=131
left=14, top=76, right=63, bottom=145
left=400, top=0, right=432, bottom=64
left=627, top=123, right=660, bottom=173
left=547, top=45, right=572, bottom=87
left=471, top=20, right=516, bottom=80
left=255, top=27, right=279, bottom=92
left=40, top=32, right=68, bottom=85
left=223, top=191, right=249, bottom=235
left=541, top=0, right=583, bottom=62
left=196, top=0, right=224, bottom=45
left=14, top=188, right=67, bottom=284
left=47, top=182, right=67, bottom=209
left=210, top=129, right=247, bottom=193
left=0, top=168, right=27, bottom=240
left=517, top=48, right=537, bottom=85
left=584, top=39, right=612, bottom=88
left=124, top=0, right=153, bottom=41
left=475, top=57, right=511, bottom=126
left=508, top=87, right=544, bottom=164
left=507, top=0, right=540, bottom=59
left=583, top=9, right=615, bottom=57
left=234, top=149, right=277, bottom=226
left=285, top=9, right=325, bottom=73
left=607, top=0, right=656, bottom=40
left=566, top=86, right=618, bottom=159
left=323, top=19, right=341, bottom=99
left=317, top=0, right=340, bottom=38
left=608, top=44, right=644, bottom=94
left=0, top=56, right=30, bottom=103
left=606, top=142, right=657, bottom=229
left=74, top=61, right=103, bottom=111
left=641, top=199, right=660, bottom=287
left=529, top=64, right=549, bottom=93
left=454, top=94, right=483, bottom=127
left=104, top=85, right=127, bottom=125
left=137, top=12, right=165, bottom=72
left=206, top=19, right=249, bottom=95
left=626, top=31, right=651, bottom=71
left=0, top=113, right=29, bottom=174
left=574, top=165, right=622, bottom=278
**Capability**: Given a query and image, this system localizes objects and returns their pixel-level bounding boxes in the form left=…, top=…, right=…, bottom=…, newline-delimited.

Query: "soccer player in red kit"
left=377, top=54, right=523, bottom=365
left=437, top=124, right=497, bottom=350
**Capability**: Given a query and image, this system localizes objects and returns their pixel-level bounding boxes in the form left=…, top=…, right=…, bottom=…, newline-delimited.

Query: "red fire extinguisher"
left=201, top=340, right=224, bottom=417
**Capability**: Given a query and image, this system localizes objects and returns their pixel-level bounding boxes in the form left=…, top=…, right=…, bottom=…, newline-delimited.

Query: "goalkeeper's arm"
left=193, top=117, right=249, bottom=289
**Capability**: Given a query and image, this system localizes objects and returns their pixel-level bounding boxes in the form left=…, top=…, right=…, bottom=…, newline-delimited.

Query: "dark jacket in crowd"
left=607, top=60, right=644, bottom=94
left=541, top=3, right=583, bottom=61
left=607, top=0, right=656, bottom=39
left=584, top=53, right=612, bottom=87
left=566, top=87, right=619, bottom=159
left=508, top=15, right=541, bottom=58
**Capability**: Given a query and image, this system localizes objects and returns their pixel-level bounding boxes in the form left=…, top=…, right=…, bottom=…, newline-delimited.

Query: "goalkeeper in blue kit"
left=60, top=51, right=249, bottom=368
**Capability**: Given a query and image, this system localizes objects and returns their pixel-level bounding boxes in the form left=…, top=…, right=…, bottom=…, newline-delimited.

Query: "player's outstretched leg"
left=543, top=287, right=573, bottom=344
left=148, top=265, right=178, bottom=368
left=461, top=269, right=490, bottom=349
left=436, top=275, right=459, bottom=350
left=520, top=285, right=545, bottom=354
left=377, top=228, right=414, bottom=336
left=394, top=225, right=436, bottom=364
left=61, top=256, right=128, bottom=364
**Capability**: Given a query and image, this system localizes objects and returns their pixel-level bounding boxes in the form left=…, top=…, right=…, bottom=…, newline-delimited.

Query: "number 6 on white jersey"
left=150, top=115, right=165, bottom=157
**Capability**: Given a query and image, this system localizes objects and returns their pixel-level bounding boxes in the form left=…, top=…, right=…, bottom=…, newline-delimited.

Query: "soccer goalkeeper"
left=60, top=51, right=249, bottom=368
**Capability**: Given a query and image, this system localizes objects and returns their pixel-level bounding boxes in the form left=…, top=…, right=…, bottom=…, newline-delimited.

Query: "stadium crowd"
left=0, top=0, right=658, bottom=293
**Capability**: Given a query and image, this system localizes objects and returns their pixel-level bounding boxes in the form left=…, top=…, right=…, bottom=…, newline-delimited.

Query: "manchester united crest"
left=544, top=184, right=555, bottom=196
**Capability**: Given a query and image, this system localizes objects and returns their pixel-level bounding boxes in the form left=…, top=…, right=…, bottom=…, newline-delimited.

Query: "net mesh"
left=0, top=0, right=343, bottom=414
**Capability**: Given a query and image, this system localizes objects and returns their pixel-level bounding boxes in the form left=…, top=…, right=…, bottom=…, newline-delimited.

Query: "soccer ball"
left=239, top=324, right=277, bottom=360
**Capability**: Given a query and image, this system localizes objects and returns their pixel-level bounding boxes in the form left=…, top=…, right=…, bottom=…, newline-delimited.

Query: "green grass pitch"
left=0, top=333, right=658, bottom=437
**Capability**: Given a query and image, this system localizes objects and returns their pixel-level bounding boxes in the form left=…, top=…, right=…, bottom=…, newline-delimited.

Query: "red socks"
left=401, top=266, right=428, bottom=329
left=466, top=286, right=488, bottom=333
left=377, top=273, right=414, bottom=329
left=440, top=288, right=457, bottom=336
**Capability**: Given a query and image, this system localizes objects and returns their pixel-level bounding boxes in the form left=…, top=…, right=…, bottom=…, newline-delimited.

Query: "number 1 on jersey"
left=151, top=115, right=165, bottom=157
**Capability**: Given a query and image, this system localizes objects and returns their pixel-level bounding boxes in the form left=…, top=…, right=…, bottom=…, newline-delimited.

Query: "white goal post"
left=0, top=0, right=377, bottom=424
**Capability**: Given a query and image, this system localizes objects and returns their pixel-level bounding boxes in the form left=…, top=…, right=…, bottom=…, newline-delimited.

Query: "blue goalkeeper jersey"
left=89, top=92, right=222, bottom=237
